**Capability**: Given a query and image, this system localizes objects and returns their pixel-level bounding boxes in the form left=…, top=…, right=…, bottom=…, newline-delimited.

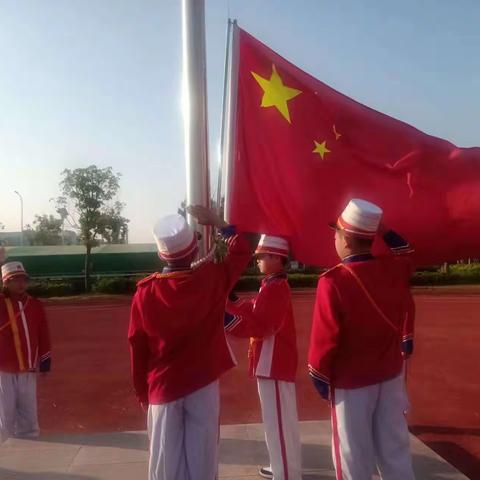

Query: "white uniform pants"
left=147, top=380, right=220, bottom=480
left=257, top=378, right=302, bottom=480
left=331, top=373, right=415, bottom=480
left=0, top=371, right=39, bottom=443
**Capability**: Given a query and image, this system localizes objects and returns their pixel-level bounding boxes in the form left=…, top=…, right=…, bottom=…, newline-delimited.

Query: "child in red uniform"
left=128, top=206, right=258, bottom=480
left=308, top=199, right=415, bottom=480
left=0, top=260, right=51, bottom=443
left=225, top=235, right=301, bottom=480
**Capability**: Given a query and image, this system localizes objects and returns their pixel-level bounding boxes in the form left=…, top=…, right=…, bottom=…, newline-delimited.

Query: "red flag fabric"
left=229, top=26, right=480, bottom=266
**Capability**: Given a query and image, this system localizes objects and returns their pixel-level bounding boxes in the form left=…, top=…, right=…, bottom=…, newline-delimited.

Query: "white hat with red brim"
left=2, top=261, right=28, bottom=283
left=153, top=214, right=197, bottom=261
left=331, top=198, right=383, bottom=238
left=255, top=235, right=289, bottom=258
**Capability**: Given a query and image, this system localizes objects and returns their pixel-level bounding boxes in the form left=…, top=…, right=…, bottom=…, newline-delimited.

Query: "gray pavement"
left=0, top=421, right=469, bottom=479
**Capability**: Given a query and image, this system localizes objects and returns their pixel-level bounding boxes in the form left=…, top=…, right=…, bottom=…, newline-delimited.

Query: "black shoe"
left=258, top=466, right=273, bottom=478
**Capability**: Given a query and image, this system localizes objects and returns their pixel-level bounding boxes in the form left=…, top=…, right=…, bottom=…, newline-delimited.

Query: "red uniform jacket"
left=128, top=232, right=254, bottom=405
left=0, top=293, right=52, bottom=373
left=308, top=253, right=414, bottom=389
left=225, top=273, right=297, bottom=382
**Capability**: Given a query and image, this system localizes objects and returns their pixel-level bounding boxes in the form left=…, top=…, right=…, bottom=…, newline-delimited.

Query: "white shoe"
left=258, top=466, right=273, bottom=478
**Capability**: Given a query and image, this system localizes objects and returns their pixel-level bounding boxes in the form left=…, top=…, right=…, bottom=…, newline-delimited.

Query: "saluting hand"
left=187, top=205, right=227, bottom=228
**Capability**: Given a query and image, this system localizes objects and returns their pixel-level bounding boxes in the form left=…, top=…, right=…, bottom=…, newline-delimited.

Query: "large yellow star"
left=313, top=140, right=330, bottom=159
left=251, top=65, right=302, bottom=123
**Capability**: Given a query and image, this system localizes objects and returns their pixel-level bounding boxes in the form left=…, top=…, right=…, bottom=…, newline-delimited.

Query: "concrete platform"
left=0, top=421, right=468, bottom=479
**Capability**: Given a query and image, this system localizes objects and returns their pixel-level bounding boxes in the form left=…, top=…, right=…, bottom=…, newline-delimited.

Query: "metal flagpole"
left=181, top=0, right=210, bottom=255
left=222, top=21, right=239, bottom=224
left=215, top=19, right=233, bottom=217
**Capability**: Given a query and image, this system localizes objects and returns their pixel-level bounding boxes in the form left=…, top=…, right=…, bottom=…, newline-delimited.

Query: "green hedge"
left=450, top=263, right=480, bottom=274
left=26, top=276, right=141, bottom=297
left=21, top=263, right=480, bottom=297
left=28, top=279, right=84, bottom=297
left=92, top=277, right=139, bottom=294
left=412, top=269, right=480, bottom=286
left=235, top=274, right=321, bottom=291
left=223, top=266, right=480, bottom=290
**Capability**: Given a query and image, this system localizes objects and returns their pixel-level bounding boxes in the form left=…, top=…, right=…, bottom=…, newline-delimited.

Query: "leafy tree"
left=98, top=201, right=129, bottom=244
left=58, top=165, right=126, bottom=291
left=23, top=224, right=35, bottom=246
left=32, top=214, right=63, bottom=245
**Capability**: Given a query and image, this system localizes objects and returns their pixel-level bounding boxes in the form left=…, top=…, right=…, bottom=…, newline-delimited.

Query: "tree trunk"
left=84, top=243, right=92, bottom=292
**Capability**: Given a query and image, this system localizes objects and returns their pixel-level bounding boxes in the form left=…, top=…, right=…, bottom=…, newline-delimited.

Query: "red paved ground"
left=37, top=291, right=480, bottom=478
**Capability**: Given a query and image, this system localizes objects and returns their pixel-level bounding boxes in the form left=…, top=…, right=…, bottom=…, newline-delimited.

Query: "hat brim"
left=159, top=242, right=198, bottom=262
left=329, top=221, right=377, bottom=238
left=3, top=272, right=28, bottom=283
left=255, top=249, right=289, bottom=258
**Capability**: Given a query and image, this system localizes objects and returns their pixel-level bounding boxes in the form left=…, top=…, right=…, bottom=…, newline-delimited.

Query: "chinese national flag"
left=228, top=27, right=480, bottom=266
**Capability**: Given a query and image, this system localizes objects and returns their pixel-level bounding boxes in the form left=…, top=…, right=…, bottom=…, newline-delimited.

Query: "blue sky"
left=0, top=0, right=478, bottom=242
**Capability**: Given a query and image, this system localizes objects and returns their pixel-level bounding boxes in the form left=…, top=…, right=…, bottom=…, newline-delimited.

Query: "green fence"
left=4, top=244, right=163, bottom=278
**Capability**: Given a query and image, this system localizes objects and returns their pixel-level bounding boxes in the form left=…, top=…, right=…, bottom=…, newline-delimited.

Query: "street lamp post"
left=14, top=191, right=24, bottom=246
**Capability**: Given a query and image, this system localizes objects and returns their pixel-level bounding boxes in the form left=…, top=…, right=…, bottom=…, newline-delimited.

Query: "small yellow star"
left=313, top=140, right=331, bottom=159
left=333, top=124, right=341, bottom=140
left=251, top=64, right=302, bottom=123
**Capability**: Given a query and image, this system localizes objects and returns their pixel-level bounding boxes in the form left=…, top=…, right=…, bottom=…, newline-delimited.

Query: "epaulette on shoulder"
left=136, top=273, right=158, bottom=287
left=138, top=270, right=193, bottom=287
left=319, top=263, right=342, bottom=279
